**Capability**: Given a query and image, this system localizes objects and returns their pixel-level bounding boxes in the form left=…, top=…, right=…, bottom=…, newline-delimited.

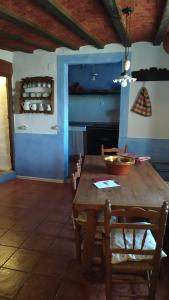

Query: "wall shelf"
left=19, top=76, right=54, bottom=114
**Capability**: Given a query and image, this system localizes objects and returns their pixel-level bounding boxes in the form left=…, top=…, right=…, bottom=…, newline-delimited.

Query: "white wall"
left=12, top=43, right=169, bottom=139
left=128, top=42, right=169, bottom=139
left=0, top=49, right=13, bottom=63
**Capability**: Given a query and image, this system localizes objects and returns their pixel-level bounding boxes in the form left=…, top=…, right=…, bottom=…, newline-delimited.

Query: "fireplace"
left=86, top=123, right=119, bottom=155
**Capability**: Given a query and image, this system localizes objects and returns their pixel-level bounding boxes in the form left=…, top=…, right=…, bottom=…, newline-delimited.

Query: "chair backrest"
left=101, top=144, right=128, bottom=156
left=104, top=200, right=168, bottom=262
left=76, top=160, right=81, bottom=177
left=72, top=172, right=79, bottom=191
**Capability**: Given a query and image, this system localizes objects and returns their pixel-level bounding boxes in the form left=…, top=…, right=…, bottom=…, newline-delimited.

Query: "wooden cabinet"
left=20, top=76, right=54, bottom=114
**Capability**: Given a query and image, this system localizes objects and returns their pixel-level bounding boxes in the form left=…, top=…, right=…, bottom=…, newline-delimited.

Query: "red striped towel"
left=131, top=87, right=152, bottom=116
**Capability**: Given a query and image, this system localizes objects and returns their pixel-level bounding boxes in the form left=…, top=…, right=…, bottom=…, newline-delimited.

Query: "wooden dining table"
left=73, top=155, right=169, bottom=273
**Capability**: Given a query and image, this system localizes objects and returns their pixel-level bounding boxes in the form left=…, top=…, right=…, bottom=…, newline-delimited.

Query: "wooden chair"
left=103, top=200, right=168, bottom=300
left=72, top=172, right=104, bottom=262
left=75, top=153, right=83, bottom=177
left=101, top=144, right=128, bottom=156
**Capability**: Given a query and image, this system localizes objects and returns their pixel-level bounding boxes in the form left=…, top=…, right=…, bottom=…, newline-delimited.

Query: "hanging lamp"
left=113, top=6, right=136, bottom=87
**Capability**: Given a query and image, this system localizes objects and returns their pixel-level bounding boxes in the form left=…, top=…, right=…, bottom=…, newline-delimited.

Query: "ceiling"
left=0, top=0, right=168, bottom=53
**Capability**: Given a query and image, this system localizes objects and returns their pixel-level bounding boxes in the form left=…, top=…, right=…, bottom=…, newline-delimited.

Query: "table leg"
left=82, top=210, right=97, bottom=273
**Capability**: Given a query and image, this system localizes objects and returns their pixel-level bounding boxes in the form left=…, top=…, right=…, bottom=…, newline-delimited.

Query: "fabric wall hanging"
left=131, top=87, right=152, bottom=117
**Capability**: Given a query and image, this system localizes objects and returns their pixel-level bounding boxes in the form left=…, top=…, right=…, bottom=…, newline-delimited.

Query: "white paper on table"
left=93, top=180, right=120, bottom=189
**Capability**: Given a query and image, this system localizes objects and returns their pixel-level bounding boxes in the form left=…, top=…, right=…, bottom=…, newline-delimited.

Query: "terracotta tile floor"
left=0, top=178, right=168, bottom=299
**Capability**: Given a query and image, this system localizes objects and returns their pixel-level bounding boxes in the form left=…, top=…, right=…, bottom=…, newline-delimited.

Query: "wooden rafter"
left=0, top=42, right=33, bottom=53
left=154, top=0, right=169, bottom=45
left=0, top=6, right=78, bottom=50
left=36, top=0, right=104, bottom=49
left=0, top=30, right=55, bottom=52
left=101, top=0, right=130, bottom=46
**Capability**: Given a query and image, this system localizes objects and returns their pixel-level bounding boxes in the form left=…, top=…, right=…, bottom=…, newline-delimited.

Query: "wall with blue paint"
left=11, top=43, right=169, bottom=180
left=14, top=133, right=63, bottom=179
left=69, top=63, right=121, bottom=90
left=13, top=51, right=65, bottom=180
left=68, top=63, right=121, bottom=123
left=69, top=94, right=120, bottom=123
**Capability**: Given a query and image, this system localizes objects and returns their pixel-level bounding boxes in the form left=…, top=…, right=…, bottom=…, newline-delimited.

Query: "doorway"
left=57, top=52, right=130, bottom=179
left=0, top=76, right=12, bottom=171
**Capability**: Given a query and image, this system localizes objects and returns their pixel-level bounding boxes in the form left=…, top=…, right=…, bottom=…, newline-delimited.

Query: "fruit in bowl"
left=104, top=155, right=135, bottom=175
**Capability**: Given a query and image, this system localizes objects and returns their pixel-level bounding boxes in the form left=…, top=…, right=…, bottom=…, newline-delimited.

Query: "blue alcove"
left=57, top=52, right=130, bottom=179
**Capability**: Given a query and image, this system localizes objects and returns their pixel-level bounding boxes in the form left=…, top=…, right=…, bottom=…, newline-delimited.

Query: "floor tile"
left=0, top=229, right=7, bottom=238
left=15, top=273, right=61, bottom=300
left=3, top=249, right=42, bottom=272
left=45, top=208, right=69, bottom=223
left=58, top=223, right=75, bottom=240
left=0, top=245, right=17, bottom=267
left=54, top=279, right=89, bottom=300
left=33, top=253, right=72, bottom=277
left=48, top=237, right=75, bottom=259
left=0, top=179, right=168, bottom=300
left=35, top=220, right=64, bottom=236
left=0, top=230, right=29, bottom=247
left=0, top=216, right=16, bottom=230
left=21, top=233, right=55, bottom=252
left=11, top=219, right=41, bottom=233
left=0, top=268, right=28, bottom=299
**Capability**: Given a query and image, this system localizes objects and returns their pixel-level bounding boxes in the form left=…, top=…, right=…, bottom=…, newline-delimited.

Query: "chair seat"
left=110, top=225, right=167, bottom=265
left=112, top=259, right=153, bottom=272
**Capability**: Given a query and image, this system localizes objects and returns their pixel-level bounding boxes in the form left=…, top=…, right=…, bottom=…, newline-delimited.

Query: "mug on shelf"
left=22, top=102, right=30, bottom=111
left=30, top=103, right=37, bottom=111
left=39, top=103, right=44, bottom=112
left=22, top=92, right=29, bottom=97
left=46, top=104, right=51, bottom=112
left=37, top=82, right=41, bottom=87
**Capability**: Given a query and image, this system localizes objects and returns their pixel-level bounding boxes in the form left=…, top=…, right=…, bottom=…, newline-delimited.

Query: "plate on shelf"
left=22, top=92, right=29, bottom=97
left=25, top=87, right=51, bottom=93
left=43, top=92, right=50, bottom=97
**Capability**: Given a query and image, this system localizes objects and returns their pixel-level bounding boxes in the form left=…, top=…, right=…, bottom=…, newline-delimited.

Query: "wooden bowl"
left=104, top=155, right=135, bottom=175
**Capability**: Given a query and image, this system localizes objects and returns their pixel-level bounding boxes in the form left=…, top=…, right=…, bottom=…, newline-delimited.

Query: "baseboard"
left=0, top=171, right=16, bottom=183
left=16, top=175, right=64, bottom=183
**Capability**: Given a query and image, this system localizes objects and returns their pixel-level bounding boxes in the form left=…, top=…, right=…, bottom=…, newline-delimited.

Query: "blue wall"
left=69, top=63, right=121, bottom=123
left=69, top=63, right=121, bottom=90
left=14, top=133, right=64, bottom=179
left=57, top=52, right=130, bottom=178
left=14, top=52, right=169, bottom=181
left=69, top=94, right=120, bottom=123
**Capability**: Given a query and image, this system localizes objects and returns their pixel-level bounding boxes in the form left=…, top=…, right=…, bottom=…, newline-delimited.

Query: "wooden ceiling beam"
left=0, top=30, right=55, bottom=52
left=0, top=6, right=78, bottom=50
left=101, top=0, right=130, bottom=47
left=0, top=42, right=33, bottom=53
left=35, top=0, right=104, bottom=49
left=154, top=0, right=169, bottom=45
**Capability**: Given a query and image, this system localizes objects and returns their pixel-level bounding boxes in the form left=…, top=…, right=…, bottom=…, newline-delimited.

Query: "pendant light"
left=113, top=6, right=136, bottom=87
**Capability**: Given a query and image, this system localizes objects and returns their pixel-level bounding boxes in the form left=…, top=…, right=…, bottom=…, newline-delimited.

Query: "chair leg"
left=149, top=272, right=158, bottom=300
left=105, top=263, right=112, bottom=300
left=74, top=222, right=82, bottom=261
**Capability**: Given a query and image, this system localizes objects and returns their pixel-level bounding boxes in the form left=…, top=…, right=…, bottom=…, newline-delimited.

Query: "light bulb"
left=124, top=58, right=131, bottom=71
left=121, top=80, right=127, bottom=87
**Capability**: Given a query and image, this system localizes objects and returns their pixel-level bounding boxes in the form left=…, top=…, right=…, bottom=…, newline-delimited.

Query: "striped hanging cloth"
left=131, top=87, right=152, bottom=116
